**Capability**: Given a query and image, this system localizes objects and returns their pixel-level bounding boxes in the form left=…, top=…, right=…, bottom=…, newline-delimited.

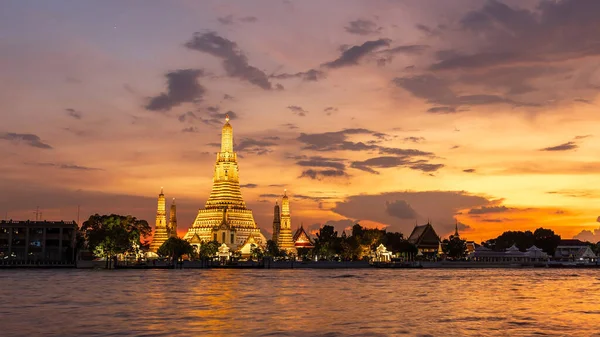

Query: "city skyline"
left=2, top=0, right=600, bottom=241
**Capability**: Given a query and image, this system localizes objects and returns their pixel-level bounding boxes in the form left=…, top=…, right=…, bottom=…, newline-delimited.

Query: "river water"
left=1, top=269, right=599, bottom=336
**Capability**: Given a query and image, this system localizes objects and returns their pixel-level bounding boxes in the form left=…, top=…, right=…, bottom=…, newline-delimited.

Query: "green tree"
left=81, top=214, right=151, bottom=269
left=265, top=239, right=281, bottom=257
left=533, top=228, right=561, bottom=256
left=442, top=235, right=467, bottom=260
left=199, top=241, right=219, bottom=261
left=251, top=244, right=264, bottom=261
left=157, top=237, right=194, bottom=266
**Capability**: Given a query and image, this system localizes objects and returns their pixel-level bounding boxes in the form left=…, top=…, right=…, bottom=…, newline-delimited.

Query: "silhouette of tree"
left=442, top=235, right=467, bottom=259
left=157, top=237, right=194, bottom=266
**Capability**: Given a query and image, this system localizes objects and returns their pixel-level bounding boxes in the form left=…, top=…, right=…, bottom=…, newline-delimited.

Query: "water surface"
left=1, top=269, right=600, bottom=336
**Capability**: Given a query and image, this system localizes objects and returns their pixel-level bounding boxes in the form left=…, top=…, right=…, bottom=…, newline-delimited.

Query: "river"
left=1, top=269, right=599, bottom=336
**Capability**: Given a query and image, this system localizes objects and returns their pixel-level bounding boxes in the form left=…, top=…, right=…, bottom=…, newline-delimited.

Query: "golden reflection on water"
left=2, top=269, right=600, bottom=336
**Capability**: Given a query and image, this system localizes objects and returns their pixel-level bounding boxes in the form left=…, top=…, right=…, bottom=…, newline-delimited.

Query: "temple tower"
left=272, top=201, right=280, bottom=243
left=168, top=198, right=177, bottom=238
left=277, top=190, right=296, bottom=253
left=184, top=114, right=266, bottom=247
left=150, top=188, right=169, bottom=252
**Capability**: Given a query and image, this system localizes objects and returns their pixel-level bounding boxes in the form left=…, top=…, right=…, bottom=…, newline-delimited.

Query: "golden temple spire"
left=160, top=187, right=164, bottom=195
left=225, top=113, right=230, bottom=123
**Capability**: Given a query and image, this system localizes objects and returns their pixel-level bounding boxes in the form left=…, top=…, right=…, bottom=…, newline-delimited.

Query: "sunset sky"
left=1, top=0, right=600, bottom=242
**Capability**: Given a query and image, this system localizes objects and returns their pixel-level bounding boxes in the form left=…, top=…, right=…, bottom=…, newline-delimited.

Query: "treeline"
left=483, top=228, right=562, bottom=255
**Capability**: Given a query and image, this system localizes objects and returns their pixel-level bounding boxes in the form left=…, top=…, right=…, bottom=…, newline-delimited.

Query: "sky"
left=1, top=0, right=600, bottom=243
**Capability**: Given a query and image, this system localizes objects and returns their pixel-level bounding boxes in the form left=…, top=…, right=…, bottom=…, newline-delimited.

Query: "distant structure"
left=407, top=222, right=441, bottom=258
left=183, top=114, right=266, bottom=248
left=168, top=198, right=177, bottom=238
left=0, top=220, right=78, bottom=263
left=272, top=201, right=280, bottom=244
left=149, top=188, right=169, bottom=252
left=554, top=239, right=597, bottom=262
left=292, top=224, right=314, bottom=250
left=271, top=190, right=296, bottom=254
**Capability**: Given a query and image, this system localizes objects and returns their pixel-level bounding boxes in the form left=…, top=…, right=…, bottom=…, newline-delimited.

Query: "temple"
left=272, top=190, right=296, bottom=254
left=168, top=198, right=177, bottom=238
left=407, top=222, right=441, bottom=258
left=149, top=188, right=169, bottom=252
left=183, top=115, right=266, bottom=248
left=292, top=224, right=314, bottom=250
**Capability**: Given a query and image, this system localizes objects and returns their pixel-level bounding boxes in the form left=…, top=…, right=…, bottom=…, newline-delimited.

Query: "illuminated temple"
left=183, top=115, right=266, bottom=249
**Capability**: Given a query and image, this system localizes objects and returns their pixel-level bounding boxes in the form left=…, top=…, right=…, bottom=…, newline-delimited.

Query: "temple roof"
left=293, top=225, right=314, bottom=248
left=189, top=233, right=202, bottom=244
left=407, top=223, right=440, bottom=248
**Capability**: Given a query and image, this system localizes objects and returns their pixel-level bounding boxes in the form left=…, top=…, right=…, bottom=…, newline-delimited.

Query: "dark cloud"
left=297, top=157, right=345, bottom=170
left=420, top=0, right=600, bottom=107
left=344, top=19, right=382, bottom=35
left=468, top=206, right=511, bottom=215
left=403, top=137, right=425, bottom=143
left=333, top=191, right=490, bottom=235
left=239, top=16, right=258, bottom=23
left=324, top=107, right=338, bottom=115
left=185, top=32, right=274, bottom=90
left=546, top=189, right=600, bottom=198
left=300, top=169, right=348, bottom=180
left=297, top=128, right=383, bottom=151
left=351, top=156, right=443, bottom=174
left=33, top=162, right=102, bottom=171
left=271, top=69, right=326, bottom=82
left=427, top=106, right=457, bottom=114
left=0, top=132, right=52, bottom=149
left=178, top=111, right=198, bottom=123
left=223, top=94, right=234, bottom=101
left=65, top=108, right=82, bottom=120
left=236, top=138, right=277, bottom=155
left=574, top=98, right=592, bottom=104
left=281, top=123, right=298, bottom=130
left=463, top=168, right=476, bottom=173
left=540, top=141, right=578, bottom=152
left=385, top=200, right=419, bottom=219
left=182, top=126, right=199, bottom=133
left=380, top=45, right=429, bottom=55
left=240, top=183, right=258, bottom=188
left=574, top=135, right=592, bottom=140
left=322, top=39, right=391, bottom=68
left=217, top=15, right=234, bottom=25
left=146, top=69, right=205, bottom=111
left=288, top=105, right=308, bottom=116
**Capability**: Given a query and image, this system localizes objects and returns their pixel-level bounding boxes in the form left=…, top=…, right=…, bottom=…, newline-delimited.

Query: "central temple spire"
left=205, top=115, right=246, bottom=209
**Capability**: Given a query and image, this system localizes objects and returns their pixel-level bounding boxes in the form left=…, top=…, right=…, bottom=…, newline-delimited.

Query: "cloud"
left=574, top=227, right=600, bottom=243
left=239, top=16, right=258, bottom=23
left=463, top=168, right=476, bottom=173
left=540, top=141, right=578, bottom=152
left=182, top=126, right=199, bottom=133
left=218, top=15, right=258, bottom=25
left=287, top=105, right=308, bottom=116
left=344, top=19, right=382, bottom=35
left=300, top=169, right=348, bottom=180
left=0, top=132, right=52, bottom=149
left=33, top=162, right=102, bottom=171
left=322, top=39, right=391, bottom=68
left=65, top=108, right=82, bottom=120
left=385, top=200, right=419, bottom=219
left=351, top=156, right=443, bottom=174
left=333, top=191, right=490, bottom=235
left=217, top=15, right=234, bottom=25
left=281, top=123, right=298, bottom=130
left=185, top=32, right=274, bottom=90
left=403, top=137, right=425, bottom=143
left=236, top=138, right=277, bottom=155
left=240, top=183, right=258, bottom=188
left=296, top=156, right=345, bottom=170
left=146, top=69, right=205, bottom=111
left=380, top=45, right=430, bottom=55
left=178, top=111, right=198, bottom=123
left=468, top=206, right=511, bottom=215
left=546, top=190, right=600, bottom=198
left=271, top=69, right=326, bottom=82
left=427, top=106, right=457, bottom=114
left=324, top=107, right=338, bottom=115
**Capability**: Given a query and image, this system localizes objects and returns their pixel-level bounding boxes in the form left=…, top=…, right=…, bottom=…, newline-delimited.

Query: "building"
left=407, top=222, right=441, bottom=258
left=554, top=239, right=597, bottom=262
left=292, top=224, right=314, bottom=250
left=273, top=190, right=296, bottom=254
left=0, top=220, right=78, bottom=263
left=149, top=188, right=169, bottom=252
left=469, top=244, right=549, bottom=263
left=272, top=201, right=280, bottom=244
left=183, top=114, right=266, bottom=248
left=168, top=198, right=177, bottom=238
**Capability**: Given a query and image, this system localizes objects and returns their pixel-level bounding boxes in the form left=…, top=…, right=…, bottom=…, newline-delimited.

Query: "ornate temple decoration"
left=292, top=224, right=314, bottom=249
left=183, top=115, right=266, bottom=248
left=273, top=190, right=296, bottom=253
left=149, top=188, right=169, bottom=252
left=168, top=198, right=177, bottom=238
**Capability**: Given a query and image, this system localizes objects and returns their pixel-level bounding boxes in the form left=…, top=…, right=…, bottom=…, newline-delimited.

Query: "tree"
left=251, top=244, right=264, bottom=261
left=442, top=235, right=467, bottom=260
left=265, top=240, right=281, bottom=258
left=533, top=228, right=561, bottom=256
left=157, top=237, right=194, bottom=266
left=81, top=214, right=151, bottom=269
left=199, top=241, right=219, bottom=261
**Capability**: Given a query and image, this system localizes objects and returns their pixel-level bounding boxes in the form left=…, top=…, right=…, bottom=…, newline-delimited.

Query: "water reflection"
left=1, top=269, right=600, bottom=336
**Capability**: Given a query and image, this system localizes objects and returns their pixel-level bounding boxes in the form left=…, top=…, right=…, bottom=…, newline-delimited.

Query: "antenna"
left=33, top=206, right=41, bottom=221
